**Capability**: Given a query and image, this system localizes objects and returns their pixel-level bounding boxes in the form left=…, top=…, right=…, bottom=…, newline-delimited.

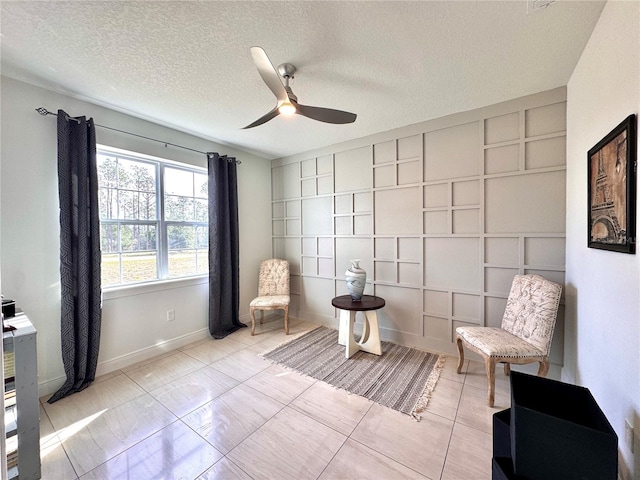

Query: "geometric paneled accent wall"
left=271, top=88, right=566, bottom=362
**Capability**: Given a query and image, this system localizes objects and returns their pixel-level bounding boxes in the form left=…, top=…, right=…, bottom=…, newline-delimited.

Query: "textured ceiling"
left=1, top=1, right=605, bottom=160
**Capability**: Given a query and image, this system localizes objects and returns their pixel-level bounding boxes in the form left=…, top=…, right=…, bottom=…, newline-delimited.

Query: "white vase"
left=345, top=259, right=366, bottom=301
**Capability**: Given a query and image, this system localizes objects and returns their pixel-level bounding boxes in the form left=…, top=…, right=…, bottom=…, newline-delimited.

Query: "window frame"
left=97, top=145, right=208, bottom=290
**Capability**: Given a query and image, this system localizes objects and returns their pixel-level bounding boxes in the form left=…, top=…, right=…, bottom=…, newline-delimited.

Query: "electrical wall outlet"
left=166, top=309, right=175, bottom=322
left=624, top=419, right=634, bottom=453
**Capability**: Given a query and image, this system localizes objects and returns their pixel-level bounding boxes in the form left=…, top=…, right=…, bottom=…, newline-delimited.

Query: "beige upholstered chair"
left=455, top=274, right=562, bottom=407
left=249, top=259, right=290, bottom=336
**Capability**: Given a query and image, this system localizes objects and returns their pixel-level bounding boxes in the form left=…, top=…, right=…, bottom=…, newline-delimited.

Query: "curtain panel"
left=48, top=110, right=102, bottom=403
left=208, top=153, right=244, bottom=338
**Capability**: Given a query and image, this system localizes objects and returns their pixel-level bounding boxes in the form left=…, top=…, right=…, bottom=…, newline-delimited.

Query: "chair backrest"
left=258, top=259, right=290, bottom=296
left=501, top=274, right=562, bottom=355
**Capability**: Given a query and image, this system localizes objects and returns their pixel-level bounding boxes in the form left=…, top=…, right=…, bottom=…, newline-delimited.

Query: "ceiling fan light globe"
left=278, top=102, right=296, bottom=115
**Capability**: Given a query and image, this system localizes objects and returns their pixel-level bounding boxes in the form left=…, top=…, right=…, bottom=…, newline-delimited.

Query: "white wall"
left=0, top=76, right=272, bottom=397
left=565, top=2, right=639, bottom=478
left=271, top=88, right=567, bottom=373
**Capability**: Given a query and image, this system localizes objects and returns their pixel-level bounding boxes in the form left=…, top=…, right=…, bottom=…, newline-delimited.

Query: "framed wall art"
left=588, top=114, right=637, bottom=253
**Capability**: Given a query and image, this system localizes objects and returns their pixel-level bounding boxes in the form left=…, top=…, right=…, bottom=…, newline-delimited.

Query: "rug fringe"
left=411, top=354, right=447, bottom=421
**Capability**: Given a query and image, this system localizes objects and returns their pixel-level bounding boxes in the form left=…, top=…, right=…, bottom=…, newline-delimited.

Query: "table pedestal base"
left=337, top=309, right=382, bottom=359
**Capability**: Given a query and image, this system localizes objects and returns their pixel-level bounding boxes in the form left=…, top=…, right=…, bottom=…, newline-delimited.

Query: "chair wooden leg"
left=259, top=310, right=264, bottom=325
left=455, top=336, right=465, bottom=374
left=537, top=358, right=550, bottom=377
left=503, top=363, right=511, bottom=376
left=250, top=307, right=256, bottom=336
left=284, top=305, right=289, bottom=335
left=485, top=357, right=496, bottom=407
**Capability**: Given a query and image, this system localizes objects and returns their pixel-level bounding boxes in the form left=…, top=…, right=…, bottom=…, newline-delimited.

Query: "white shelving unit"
left=3, top=313, right=40, bottom=480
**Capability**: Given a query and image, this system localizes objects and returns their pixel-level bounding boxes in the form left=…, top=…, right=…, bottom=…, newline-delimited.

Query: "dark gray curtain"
left=48, top=110, right=102, bottom=403
left=208, top=153, right=245, bottom=339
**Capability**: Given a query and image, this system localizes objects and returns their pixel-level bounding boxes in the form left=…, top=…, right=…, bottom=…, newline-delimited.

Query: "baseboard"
left=38, top=327, right=210, bottom=398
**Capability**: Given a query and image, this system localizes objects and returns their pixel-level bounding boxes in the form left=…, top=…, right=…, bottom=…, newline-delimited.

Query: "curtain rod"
left=34, top=107, right=240, bottom=164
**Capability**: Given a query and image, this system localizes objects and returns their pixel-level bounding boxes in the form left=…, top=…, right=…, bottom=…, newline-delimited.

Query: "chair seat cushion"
left=456, top=326, right=545, bottom=358
left=250, top=295, right=290, bottom=308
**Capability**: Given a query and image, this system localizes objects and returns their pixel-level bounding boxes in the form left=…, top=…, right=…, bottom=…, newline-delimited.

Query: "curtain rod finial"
left=36, top=107, right=50, bottom=116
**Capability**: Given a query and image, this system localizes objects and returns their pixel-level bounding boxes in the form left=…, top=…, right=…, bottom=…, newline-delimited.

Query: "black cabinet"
left=493, top=371, right=617, bottom=480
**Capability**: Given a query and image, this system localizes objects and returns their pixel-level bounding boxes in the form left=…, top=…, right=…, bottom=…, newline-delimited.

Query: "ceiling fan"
left=243, top=46, right=357, bottom=129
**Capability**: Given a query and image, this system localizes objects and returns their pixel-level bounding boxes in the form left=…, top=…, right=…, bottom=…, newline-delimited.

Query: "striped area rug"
left=262, top=326, right=445, bottom=419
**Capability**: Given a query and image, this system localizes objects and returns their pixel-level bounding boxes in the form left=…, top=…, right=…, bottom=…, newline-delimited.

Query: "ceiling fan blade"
left=242, top=105, right=280, bottom=129
left=295, top=103, right=357, bottom=124
left=250, top=46, right=288, bottom=103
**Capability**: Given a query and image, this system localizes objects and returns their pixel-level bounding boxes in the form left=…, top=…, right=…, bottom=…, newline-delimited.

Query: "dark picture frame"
left=588, top=114, right=637, bottom=253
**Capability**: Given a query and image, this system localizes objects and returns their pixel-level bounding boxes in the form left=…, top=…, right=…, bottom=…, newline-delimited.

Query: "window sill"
left=102, top=275, right=208, bottom=301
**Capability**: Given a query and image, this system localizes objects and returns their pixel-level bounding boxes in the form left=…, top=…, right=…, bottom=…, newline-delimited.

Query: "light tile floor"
left=39, top=317, right=512, bottom=480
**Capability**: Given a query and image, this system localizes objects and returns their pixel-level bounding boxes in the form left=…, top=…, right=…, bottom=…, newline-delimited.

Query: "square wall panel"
left=273, top=237, right=300, bottom=275
left=375, top=285, right=422, bottom=335
left=286, top=201, right=300, bottom=217
left=424, top=183, right=449, bottom=208
left=354, top=192, right=372, bottom=213
left=273, top=220, right=285, bottom=236
left=398, top=237, right=420, bottom=261
left=485, top=237, right=519, bottom=265
left=524, top=237, right=565, bottom=267
left=424, top=122, right=480, bottom=181
left=301, top=276, right=336, bottom=317
left=453, top=180, right=479, bottom=206
left=424, top=210, right=448, bottom=234
left=272, top=162, right=299, bottom=200
left=302, top=237, right=316, bottom=255
left=301, top=178, right=316, bottom=197
left=375, top=261, right=396, bottom=283
left=354, top=214, right=372, bottom=235
left=317, top=154, right=333, bottom=175
left=335, top=194, right=352, bottom=214
left=525, top=136, right=566, bottom=170
left=484, top=112, right=520, bottom=145
left=398, top=262, right=421, bottom=285
left=374, top=187, right=421, bottom=235
left=424, top=289, right=448, bottom=316
left=302, top=256, right=317, bottom=276
left=286, top=219, right=300, bottom=235
left=424, top=316, right=449, bottom=341
left=374, top=237, right=395, bottom=259
left=424, top=238, right=480, bottom=291
left=452, top=293, right=480, bottom=322
left=452, top=209, right=479, bottom=234
left=485, top=144, right=519, bottom=174
left=318, top=257, right=334, bottom=277
left=485, top=267, right=518, bottom=295
left=318, top=237, right=333, bottom=257
left=485, top=171, right=566, bottom=233
left=398, top=134, right=422, bottom=160
left=485, top=296, right=507, bottom=328
left=374, top=140, right=395, bottom=165
left=301, top=158, right=316, bottom=178
left=335, top=216, right=351, bottom=235
left=525, top=102, right=566, bottom=138
left=335, top=237, right=372, bottom=279
left=272, top=202, right=285, bottom=218
left=398, top=161, right=421, bottom=185
left=374, top=165, right=395, bottom=188
left=335, top=146, right=371, bottom=192
left=317, top=176, right=333, bottom=195
left=302, top=197, right=332, bottom=235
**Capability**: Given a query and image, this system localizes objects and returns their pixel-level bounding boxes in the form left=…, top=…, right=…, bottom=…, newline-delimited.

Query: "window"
left=97, top=147, right=208, bottom=287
